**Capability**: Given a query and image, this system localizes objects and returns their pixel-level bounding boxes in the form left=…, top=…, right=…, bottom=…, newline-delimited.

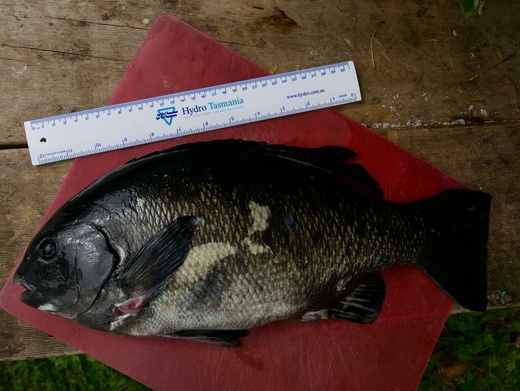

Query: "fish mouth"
left=18, top=285, right=43, bottom=309
left=14, top=272, right=80, bottom=318
left=19, top=289, right=37, bottom=305
left=19, top=287, right=43, bottom=308
left=14, top=273, right=51, bottom=310
left=13, top=271, right=29, bottom=288
left=19, top=287, right=63, bottom=314
left=14, top=273, right=36, bottom=299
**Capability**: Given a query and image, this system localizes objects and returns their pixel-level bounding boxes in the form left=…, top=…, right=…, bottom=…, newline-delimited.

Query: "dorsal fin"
left=261, top=143, right=382, bottom=198
left=128, top=140, right=383, bottom=198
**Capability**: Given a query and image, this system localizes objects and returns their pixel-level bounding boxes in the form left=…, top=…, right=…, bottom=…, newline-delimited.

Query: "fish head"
left=14, top=218, right=117, bottom=319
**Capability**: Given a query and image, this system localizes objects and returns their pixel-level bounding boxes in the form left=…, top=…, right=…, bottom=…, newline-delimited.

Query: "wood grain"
left=381, top=124, right=520, bottom=297
left=0, top=150, right=75, bottom=358
left=1, top=0, right=518, bottom=360
left=2, top=0, right=519, bottom=146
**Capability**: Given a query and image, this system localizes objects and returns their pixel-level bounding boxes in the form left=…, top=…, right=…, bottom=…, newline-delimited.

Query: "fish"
left=14, top=139, right=491, bottom=347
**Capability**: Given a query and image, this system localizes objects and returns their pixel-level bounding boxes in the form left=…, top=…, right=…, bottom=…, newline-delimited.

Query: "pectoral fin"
left=116, top=216, right=200, bottom=312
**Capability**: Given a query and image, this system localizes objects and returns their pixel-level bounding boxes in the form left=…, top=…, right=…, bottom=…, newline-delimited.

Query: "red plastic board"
left=0, top=15, right=461, bottom=390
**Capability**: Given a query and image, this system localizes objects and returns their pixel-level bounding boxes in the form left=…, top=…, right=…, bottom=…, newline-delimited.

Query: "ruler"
left=25, top=61, right=361, bottom=165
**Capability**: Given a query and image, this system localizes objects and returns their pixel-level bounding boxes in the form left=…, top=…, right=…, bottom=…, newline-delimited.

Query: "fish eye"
left=38, top=238, right=57, bottom=260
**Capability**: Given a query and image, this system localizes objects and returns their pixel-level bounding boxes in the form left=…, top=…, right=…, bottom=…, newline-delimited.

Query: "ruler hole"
left=40, top=137, right=47, bottom=143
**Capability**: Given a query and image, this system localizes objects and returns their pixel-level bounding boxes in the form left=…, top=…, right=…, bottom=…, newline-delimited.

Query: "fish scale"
left=121, top=189, right=409, bottom=334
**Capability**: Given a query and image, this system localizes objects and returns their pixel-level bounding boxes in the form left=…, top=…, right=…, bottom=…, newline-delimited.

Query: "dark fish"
left=14, top=140, right=491, bottom=347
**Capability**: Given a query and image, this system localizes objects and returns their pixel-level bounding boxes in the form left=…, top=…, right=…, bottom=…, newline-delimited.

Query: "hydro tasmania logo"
left=156, top=107, right=178, bottom=126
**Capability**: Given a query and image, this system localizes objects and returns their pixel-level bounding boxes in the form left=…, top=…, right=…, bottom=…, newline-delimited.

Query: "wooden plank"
left=380, top=124, right=520, bottom=302
left=1, top=0, right=519, bottom=361
left=1, top=0, right=519, bottom=146
left=0, top=311, right=79, bottom=360
left=0, top=150, right=70, bottom=282
left=0, top=150, right=76, bottom=359
left=1, top=122, right=518, bottom=360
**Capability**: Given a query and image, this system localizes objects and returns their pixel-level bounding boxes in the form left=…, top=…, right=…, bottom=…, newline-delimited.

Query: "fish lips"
left=14, top=272, right=77, bottom=318
left=15, top=274, right=46, bottom=308
left=20, top=288, right=45, bottom=308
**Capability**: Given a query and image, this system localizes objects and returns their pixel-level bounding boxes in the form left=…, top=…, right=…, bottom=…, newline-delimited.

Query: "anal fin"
left=328, top=274, right=385, bottom=324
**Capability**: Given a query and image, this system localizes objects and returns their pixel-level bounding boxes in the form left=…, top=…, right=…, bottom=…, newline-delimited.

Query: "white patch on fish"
left=38, top=303, right=59, bottom=312
left=242, top=201, right=272, bottom=254
left=241, top=237, right=271, bottom=255
left=300, top=309, right=329, bottom=321
left=247, top=201, right=270, bottom=235
left=180, top=242, right=237, bottom=280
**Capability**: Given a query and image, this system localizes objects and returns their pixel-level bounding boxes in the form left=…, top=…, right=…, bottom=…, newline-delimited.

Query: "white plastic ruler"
left=25, top=61, right=361, bottom=165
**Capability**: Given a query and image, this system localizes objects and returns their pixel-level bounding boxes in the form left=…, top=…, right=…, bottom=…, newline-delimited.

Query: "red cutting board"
left=0, top=15, right=461, bottom=390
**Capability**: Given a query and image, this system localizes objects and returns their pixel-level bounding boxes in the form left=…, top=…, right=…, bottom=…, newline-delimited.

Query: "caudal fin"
left=416, top=189, right=491, bottom=311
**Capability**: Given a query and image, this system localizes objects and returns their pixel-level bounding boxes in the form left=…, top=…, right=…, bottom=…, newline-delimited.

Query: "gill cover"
left=15, top=223, right=117, bottom=319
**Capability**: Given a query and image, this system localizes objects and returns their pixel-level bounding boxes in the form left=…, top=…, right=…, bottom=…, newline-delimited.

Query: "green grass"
left=420, top=307, right=520, bottom=390
left=0, top=354, right=149, bottom=391
left=1, top=307, right=519, bottom=390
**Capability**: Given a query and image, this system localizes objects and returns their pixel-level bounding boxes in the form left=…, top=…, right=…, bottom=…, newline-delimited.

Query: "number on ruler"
left=26, top=61, right=360, bottom=166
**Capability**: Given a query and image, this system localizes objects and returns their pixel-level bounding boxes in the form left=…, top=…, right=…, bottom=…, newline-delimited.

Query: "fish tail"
left=416, top=189, right=491, bottom=311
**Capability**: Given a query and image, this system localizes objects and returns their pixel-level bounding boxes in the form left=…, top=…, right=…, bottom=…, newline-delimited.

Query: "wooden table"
left=1, top=0, right=518, bottom=361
